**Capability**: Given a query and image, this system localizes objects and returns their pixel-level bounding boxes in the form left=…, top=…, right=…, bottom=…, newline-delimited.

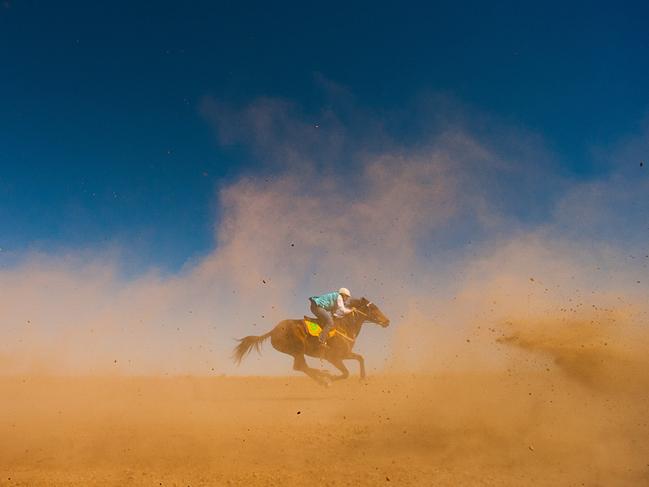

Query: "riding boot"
left=319, top=325, right=332, bottom=345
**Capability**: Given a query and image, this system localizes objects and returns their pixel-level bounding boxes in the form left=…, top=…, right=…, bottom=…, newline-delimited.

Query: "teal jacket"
left=310, top=291, right=339, bottom=311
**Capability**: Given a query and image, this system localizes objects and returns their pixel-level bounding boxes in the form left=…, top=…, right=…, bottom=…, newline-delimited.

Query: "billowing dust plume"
left=0, top=94, right=648, bottom=381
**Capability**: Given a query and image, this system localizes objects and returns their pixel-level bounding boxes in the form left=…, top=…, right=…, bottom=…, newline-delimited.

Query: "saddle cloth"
left=303, top=317, right=337, bottom=338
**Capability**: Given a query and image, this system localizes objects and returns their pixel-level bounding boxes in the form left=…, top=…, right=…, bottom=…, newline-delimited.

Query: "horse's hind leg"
left=293, top=354, right=330, bottom=386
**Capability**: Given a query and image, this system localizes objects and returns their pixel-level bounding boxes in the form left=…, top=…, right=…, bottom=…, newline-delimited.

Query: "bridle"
left=337, top=301, right=384, bottom=340
left=352, top=301, right=377, bottom=323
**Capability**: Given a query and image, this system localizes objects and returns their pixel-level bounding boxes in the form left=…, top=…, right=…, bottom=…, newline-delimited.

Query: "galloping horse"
left=232, top=297, right=390, bottom=386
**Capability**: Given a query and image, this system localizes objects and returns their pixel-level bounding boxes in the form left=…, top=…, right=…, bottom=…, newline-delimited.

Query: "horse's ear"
left=360, top=297, right=368, bottom=305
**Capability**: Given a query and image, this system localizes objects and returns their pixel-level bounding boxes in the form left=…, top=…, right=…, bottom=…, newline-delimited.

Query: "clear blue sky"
left=2, top=1, right=648, bottom=271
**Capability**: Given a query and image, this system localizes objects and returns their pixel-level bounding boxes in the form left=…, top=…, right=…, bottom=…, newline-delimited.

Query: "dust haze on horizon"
left=1, top=95, right=649, bottom=382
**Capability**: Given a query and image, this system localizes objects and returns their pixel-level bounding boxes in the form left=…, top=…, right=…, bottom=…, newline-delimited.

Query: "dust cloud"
left=2, top=370, right=647, bottom=485
left=1, top=97, right=649, bottom=484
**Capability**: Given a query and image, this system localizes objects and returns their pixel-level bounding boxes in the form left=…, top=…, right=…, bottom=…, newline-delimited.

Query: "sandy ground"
left=1, top=367, right=648, bottom=487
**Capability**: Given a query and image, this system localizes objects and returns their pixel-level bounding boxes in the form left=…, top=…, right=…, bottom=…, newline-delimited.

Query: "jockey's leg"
left=309, top=299, right=321, bottom=317
left=312, top=306, right=333, bottom=344
left=319, top=317, right=333, bottom=344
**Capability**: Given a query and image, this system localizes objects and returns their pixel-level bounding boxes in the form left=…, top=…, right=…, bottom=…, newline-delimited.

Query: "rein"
left=334, top=306, right=374, bottom=342
left=334, top=329, right=355, bottom=342
left=354, top=308, right=369, bottom=318
left=352, top=306, right=378, bottom=324
left=326, top=301, right=378, bottom=343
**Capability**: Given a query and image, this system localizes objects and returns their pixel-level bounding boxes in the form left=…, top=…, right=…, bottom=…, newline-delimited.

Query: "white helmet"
left=338, top=287, right=351, bottom=297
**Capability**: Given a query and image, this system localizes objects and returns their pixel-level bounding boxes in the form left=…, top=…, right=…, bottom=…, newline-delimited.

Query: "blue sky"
left=2, top=1, right=648, bottom=272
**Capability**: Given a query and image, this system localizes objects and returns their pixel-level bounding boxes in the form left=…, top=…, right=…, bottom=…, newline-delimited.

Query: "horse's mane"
left=348, top=297, right=368, bottom=308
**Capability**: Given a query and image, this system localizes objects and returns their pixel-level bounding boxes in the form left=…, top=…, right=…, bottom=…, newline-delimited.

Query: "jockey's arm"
left=334, top=294, right=354, bottom=317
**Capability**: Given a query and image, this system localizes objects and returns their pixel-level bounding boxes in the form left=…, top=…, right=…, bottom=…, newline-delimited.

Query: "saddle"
left=303, top=316, right=337, bottom=338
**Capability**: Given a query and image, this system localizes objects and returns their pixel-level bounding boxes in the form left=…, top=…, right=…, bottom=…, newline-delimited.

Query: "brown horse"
left=232, top=297, right=390, bottom=386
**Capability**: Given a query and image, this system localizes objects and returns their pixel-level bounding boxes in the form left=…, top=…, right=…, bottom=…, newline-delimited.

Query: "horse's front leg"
left=347, top=352, right=366, bottom=379
left=328, top=358, right=350, bottom=381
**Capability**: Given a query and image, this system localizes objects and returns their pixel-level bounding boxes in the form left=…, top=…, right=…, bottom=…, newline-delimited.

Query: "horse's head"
left=352, top=297, right=390, bottom=327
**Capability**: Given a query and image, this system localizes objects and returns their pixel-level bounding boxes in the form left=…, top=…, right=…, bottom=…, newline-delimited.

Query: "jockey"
left=309, top=288, right=354, bottom=344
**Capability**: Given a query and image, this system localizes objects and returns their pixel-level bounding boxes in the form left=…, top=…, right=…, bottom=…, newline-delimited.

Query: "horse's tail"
left=232, top=331, right=272, bottom=365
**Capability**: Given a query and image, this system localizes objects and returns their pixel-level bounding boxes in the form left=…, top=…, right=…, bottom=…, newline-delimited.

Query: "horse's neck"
left=339, top=315, right=363, bottom=338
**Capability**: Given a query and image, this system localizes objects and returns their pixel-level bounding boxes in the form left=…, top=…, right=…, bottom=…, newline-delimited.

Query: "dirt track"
left=1, top=370, right=648, bottom=486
